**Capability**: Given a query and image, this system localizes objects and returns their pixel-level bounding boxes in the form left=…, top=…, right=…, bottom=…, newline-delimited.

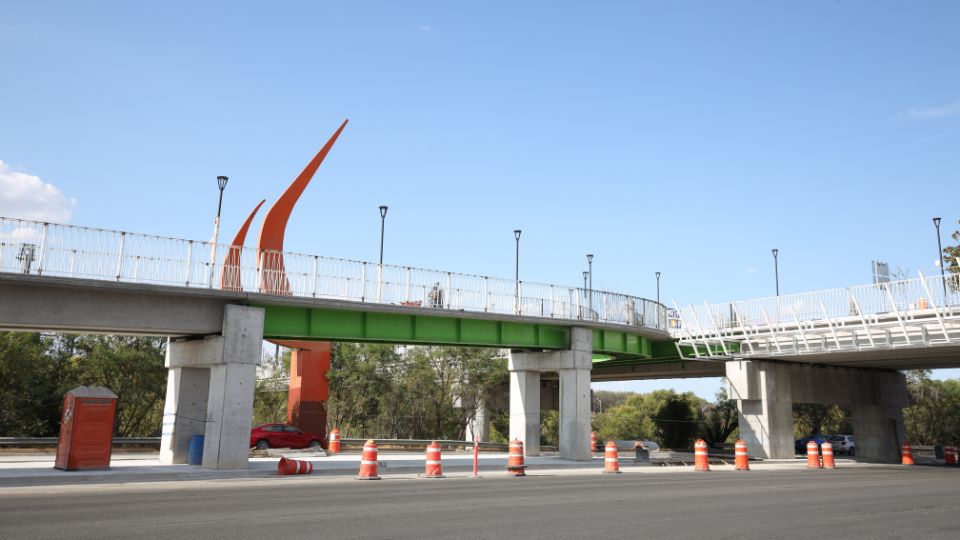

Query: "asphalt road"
left=1, top=467, right=958, bottom=539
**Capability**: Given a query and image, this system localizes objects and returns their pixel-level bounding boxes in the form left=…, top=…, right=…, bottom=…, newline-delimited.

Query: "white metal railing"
left=673, top=268, right=960, bottom=359
left=0, top=216, right=668, bottom=332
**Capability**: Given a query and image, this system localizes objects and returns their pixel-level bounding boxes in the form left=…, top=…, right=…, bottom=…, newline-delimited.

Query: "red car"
left=250, top=424, right=325, bottom=450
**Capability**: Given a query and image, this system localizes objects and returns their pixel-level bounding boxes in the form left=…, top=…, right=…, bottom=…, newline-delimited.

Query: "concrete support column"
left=159, top=365, right=209, bottom=464
left=159, top=304, right=264, bottom=470
left=508, top=327, right=593, bottom=460
left=726, top=360, right=795, bottom=459
left=508, top=365, right=541, bottom=456
left=558, top=327, right=592, bottom=461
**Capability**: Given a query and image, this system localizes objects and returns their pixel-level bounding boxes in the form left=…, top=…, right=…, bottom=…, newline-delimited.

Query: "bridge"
left=1, top=215, right=698, bottom=467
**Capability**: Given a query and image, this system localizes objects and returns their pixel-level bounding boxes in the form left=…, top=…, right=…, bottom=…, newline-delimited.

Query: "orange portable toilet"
left=54, top=386, right=118, bottom=471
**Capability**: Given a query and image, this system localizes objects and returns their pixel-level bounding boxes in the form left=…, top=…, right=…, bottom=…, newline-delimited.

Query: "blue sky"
left=2, top=2, right=958, bottom=398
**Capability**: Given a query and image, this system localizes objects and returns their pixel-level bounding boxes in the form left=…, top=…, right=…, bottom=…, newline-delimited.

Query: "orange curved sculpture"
left=257, top=119, right=348, bottom=294
left=220, top=199, right=265, bottom=291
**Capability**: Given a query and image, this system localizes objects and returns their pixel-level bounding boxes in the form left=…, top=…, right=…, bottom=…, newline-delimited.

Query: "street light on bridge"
left=934, top=217, right=947, bottom=299
left=772, top=248, right=780, bottom=297
left=586, top=254, right=594, bottom=315
left=208, top=175, right=229, bottom=287
left=377, top=205, right=388, bottom=302
left=655, top=271, right=661, bottom=305
left=514, top=229, right=522, bottom=314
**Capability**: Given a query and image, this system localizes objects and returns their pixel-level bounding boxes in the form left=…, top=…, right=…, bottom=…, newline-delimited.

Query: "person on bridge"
left=428, top=283, right=444, bottom=308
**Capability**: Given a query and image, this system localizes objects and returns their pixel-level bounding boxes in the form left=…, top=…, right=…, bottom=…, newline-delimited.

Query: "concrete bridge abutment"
left=509, top=327, right=592, bottom=461
left=159, top=304, right=264, bottom=469
left=726, top=360, right=907, bottom=462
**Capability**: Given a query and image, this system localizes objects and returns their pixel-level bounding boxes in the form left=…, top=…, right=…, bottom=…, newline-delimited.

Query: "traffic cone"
left=734, top=439, right=750, bottom=471
left=821, top=441, right=836, bottom=469
left=357, top=439, right=381, bottom=480
left=901, top=442, right=914, bottom=465
left=694, top=439, right=710, bottom=471
left=806, top=441, right=821, bottom=469
left=948, top=446, right=958, bottom=466
left=328, top=428, right=341, bottom=453
left=424, top=441, right=444, bottom=478
left=278, top=457, right=313, bottom=475
left=506, top=439, right=527, bottom=476
left=591, top=431, right=597, bottom=453
left=603, top=441, right=621, bottom=473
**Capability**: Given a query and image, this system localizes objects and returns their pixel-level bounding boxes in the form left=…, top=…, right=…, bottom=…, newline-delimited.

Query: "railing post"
left=576, top=287, right=582, bottom=320
left=208, top=242, right=218, bottom=289
left=311, top=255, right=319, bottom=298
left=377, top=262, right=383, bottom=303
left=256, top=251, right=265, bottom=293
left=405, top=267, right=411, bottom=302
left=602, top=294, right=608, bottom=322
left=114, top=232, right=125, bottom=281
left=184, top=240, right=193, bottom=286
left=446, top=272, right=451, bottom=309
left=361, top=262, right=367, bottom=302
left=481, top=276, right=488, bottom=312
left=36, top=223, right=48, bottom=276
left=133, top=255, right=140, bottom=281
left=68, top=249, right=76, bottom=277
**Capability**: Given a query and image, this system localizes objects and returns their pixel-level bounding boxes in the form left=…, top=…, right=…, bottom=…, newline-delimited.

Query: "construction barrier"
left=424, top=440, right=444, bottom=478
left=694, top=439, right=710, bottom=472
left=947, top=446, right=958, bottom=466
left=591, top=431, right=597, bottom=453
left=821, top=441, right=836, bottom=469
left=357, top=439, right=381, bottom=480
left=603, top=441, right=621, bottom=474
left=506, top=439, right=526, bottom=477
left=328, top=428, right=341, bottom=454
left=278, top=457, right=313, bottom=475
left=902, top=442, right=914, bottom=466
left=806, top=441, right=821, bottom=469
left=734, top=439, right=750, bottom=471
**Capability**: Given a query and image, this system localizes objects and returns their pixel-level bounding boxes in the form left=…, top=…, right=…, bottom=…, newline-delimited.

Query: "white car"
left=829, top=435, right=856, bottom=455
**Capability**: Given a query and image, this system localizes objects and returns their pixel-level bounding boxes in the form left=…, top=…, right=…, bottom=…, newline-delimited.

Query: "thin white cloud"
left=746, top=267, right=757, bottom=274
left=906, top=101, right=960, bottom=120
left=0, top=160, right=76, bottom=223
left=419, top=25, right=432, bottom=32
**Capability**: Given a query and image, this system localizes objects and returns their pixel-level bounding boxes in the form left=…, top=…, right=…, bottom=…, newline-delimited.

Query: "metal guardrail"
left=0, top=216, right=669, bottom=331
left=674, top=269, right=960, bottom=359
left=0, top=437, right=160, bottom=447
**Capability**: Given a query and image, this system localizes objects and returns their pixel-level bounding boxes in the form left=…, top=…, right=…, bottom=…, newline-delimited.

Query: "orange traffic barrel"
left=734, top=439, right=750, bottom=471
left=328, top=428, right=341, bottom=453
left=424, top=441, right=444, bottom=478
left=901, top=442, right=914, bottom=465
left=806, top=441, right=821, bottom=469
left=591, top=431, right=597, bottom=453
left=357, top=439, right=381, bottom=480
left=278, top=457, right=313, bottom=475
left=603, top=441, right=622, bottom=474
left=821, top=442, right=836, bottom=469
left=694, top=439, right=710, bottom=471
left=506, top=439, right=527, bottom=476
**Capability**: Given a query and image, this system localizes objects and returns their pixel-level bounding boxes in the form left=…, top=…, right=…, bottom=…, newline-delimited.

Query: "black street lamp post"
left=586, top=254, right=594, bottom=315
left=934, top=217, right=947, bottom=299
left=656, top=271, right=661, bottom=304
left=514, top=230, right=522, bottom=314
left=772, top=248, right=780, bottom=297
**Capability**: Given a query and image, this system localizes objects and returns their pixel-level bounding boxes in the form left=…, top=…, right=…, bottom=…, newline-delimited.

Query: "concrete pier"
left=159, top=305, right=264, bottom=469
left=509, top=327, right=592, bottom=461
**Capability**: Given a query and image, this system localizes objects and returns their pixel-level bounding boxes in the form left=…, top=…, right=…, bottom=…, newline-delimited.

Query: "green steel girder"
left=259, top=305, right=689, bottom=361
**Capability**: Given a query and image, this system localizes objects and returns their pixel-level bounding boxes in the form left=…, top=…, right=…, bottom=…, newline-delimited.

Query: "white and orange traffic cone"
left=424, top=441, right=444, bottom=478
left=734, top=439, right=750, bottom=471
left=603, top=441, right=621, bottom=474
left=357, top=439, right=381, bottom=480
left=506, top=439, right=527, bottom=477
left=694, top=439, right=710, bottom=471
left=901, top=442, right=914, bottom=466
left=328, top=428, right=341, bottom=454
left=278, top=457, right=313, bottom=475
left=806, top=441, right=821, bottom=469
left=591, top=431, right=597, bottom=453
left=821, top=441, right=836, bottom=469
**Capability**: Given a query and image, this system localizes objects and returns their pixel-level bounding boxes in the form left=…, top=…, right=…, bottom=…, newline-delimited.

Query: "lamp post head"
left=217, top=176, right=228, bottom=191
left=583, top=271, right=588, bottom=280
left=586, top=253, right=593, bottom=263
left=656, top=271, right=661, bottom=280
left=514, top=229, right=521, bottom=240
left=380, top=205, right=388, bottom=219
left=772, top=248, right=779, bottom=258
left=933, top=217, right=941, bottom=228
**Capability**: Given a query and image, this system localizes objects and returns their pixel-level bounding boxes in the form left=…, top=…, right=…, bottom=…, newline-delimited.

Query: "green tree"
left=0, top=332, right=64, bottom=436
left=904, top=370, right=960, bottom=445
left=700, top=389, right=738, bottom=446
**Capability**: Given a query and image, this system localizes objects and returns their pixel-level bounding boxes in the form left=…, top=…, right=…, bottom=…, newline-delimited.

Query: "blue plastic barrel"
left=188, top=435, right=205, bottom=465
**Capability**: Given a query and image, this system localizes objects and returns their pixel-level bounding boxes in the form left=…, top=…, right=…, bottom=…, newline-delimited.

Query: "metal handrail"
left=0, top=216, right=669, bottom=332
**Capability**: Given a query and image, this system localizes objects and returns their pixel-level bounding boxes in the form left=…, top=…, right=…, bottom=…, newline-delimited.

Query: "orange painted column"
left=278, top=341, right=331, bottom=445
